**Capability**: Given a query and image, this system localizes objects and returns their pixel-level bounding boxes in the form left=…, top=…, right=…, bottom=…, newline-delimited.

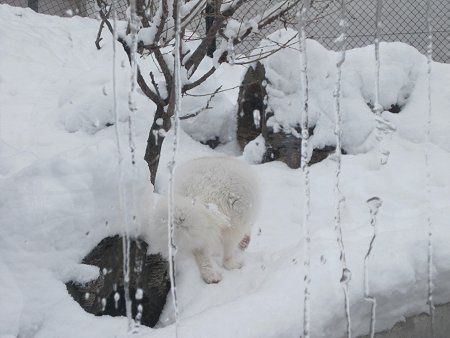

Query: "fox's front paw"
left=223, top=257, right=244, bottom=270
left=201, top=268, right=222, bottom=284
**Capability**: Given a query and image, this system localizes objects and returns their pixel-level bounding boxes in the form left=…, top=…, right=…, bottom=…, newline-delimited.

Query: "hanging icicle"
left=111, top=0, right=133, bottom=330
left=117, top=0, right=140, bottom=330
left=373, top=0, right=382, bottom=121
left=167, top=0, right=182, bottom=336
left=333, top=1, right=351, bottom=337
left=297, top=1, right=312, bottom=337
left=425, top=0, right=435, bottom=334
left=372, top=0, right=395, bottom=166
left=112, top=0, right=120, bottom=155
left=364, top=197, right=382, bottom=338
left=128, top=0, right=139, bottom=166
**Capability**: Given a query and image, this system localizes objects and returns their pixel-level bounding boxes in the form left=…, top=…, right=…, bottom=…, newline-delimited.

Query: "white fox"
left=152, top=157, right=259, bottom=283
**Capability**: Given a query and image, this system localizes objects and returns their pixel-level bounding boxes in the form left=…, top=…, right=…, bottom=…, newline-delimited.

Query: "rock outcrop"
left=66, top=235, right=169, bottom=327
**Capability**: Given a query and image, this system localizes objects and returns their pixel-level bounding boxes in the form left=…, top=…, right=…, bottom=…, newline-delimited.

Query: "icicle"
left=167, top=0, right=182, bottom=336
left=297, top=1, right=312, bottom=337
left=112, top=0, right=120, bottom=164
left=124, top=0, right=139, bottom=328
left=333, top=1, right=351, bottom=337
left=372, top=0, right=395, bottom=166
left=128, top=0, right=139, bottom=166
left=364, top=197, right=382, bottom=338
left=425, top=0, right=435, bottom=334
left=373, top=0, right=382, bottom=119
left=111, top=0, right=131, bottom=329
left=364, top=1, right=384, bottom=333
left=115, top=0, right=140, bottom=330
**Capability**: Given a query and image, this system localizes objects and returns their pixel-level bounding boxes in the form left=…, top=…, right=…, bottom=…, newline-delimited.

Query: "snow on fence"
left=0, top=0, right=448, bottom=63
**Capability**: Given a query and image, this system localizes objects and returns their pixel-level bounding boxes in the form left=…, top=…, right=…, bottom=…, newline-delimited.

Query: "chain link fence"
left=0, top=0, right=448, bottom=62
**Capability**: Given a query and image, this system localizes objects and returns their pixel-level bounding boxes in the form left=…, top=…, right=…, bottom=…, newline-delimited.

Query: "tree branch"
left=98, top=6, right=165, bottom=106
left=184, top=0, right=246, bottom=75
left=179, top=85, right=222, bottom=120
left=236, top=0, right=302, bottom=44
left=182, top=66, right=217, bottom=92
left=153, top=48, right=173, bottom=96
left=149, top=71, right=162, bottom=98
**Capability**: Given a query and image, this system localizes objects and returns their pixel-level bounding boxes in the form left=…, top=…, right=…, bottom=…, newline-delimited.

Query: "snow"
left=1, top=4, right=450, bottom=338
left=256, top=28, right=428, bottom=157
left=242, top=134, right=266, bottom=164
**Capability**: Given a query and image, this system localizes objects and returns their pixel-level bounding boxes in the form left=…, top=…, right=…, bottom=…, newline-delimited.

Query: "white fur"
left=151, top=157, right=259, bottom=283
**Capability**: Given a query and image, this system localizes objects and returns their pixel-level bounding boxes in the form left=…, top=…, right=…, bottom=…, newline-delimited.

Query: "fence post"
left=205, top=1, right=216, bottom=57
left=28, top=0, right=38, bottom=12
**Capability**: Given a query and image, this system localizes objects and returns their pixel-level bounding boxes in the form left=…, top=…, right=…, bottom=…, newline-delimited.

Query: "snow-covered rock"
left=254, top=29, right=427, bottom=155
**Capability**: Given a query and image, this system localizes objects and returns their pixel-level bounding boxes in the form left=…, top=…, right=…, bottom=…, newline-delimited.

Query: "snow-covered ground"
left=1, top=4, right=450, bottom=338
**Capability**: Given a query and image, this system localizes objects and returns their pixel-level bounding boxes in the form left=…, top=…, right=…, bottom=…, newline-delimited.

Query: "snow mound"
left=256, top=28, right=427, bottom=154
left=57, top=77, right=130, bottom=134
left=243, top=134, right=266, bottom=164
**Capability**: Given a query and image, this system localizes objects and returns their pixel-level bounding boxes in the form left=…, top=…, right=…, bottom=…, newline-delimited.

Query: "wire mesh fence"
left=0, top=0, right=448, bottom=62
left=0, top=0, right=103, bottom=17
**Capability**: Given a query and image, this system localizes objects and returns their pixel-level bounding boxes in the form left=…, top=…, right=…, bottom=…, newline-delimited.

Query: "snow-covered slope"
left=1, top=4, right=450, bottom=338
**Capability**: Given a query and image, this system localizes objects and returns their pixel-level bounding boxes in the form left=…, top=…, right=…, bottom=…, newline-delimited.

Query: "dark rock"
left=367, top=102, right=402, bottom=114
left=201, top=136, right=221, bottom=149
left=237, top=62, right=267, bottom=151
left=66, top=235, right=170, bottom=327
left=388, top=103, right=401, bottom=114
left=311, top=145, right=340, bottom=164
left=262, top=125, right=336, bottom=168
left=261, top=125, right=302, bottom=169
left=237, top=62, right=335, bottom=168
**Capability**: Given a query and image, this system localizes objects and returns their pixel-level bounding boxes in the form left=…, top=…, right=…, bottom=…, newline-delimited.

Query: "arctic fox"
left=153, top=157, right=259, bottom=283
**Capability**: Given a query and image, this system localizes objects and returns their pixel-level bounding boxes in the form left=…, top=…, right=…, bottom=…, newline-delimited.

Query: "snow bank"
left=0, top=6, right=154, bottom=337
left=256, top=28, right=427, bottom=155
left=0, top=258, right=23, bottom=337
left=1, top=5, right=450, bottom=338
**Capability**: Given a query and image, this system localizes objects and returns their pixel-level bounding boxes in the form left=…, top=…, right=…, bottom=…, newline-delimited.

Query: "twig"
left=95, top=1, right=111, bottom=50
left=149, top=71, right=162, bottom=98
left=179, top=85, right=222, bottom=120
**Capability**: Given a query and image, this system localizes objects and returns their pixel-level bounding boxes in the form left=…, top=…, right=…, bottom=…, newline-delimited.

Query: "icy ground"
left=1, top=5, right=450, bottom=338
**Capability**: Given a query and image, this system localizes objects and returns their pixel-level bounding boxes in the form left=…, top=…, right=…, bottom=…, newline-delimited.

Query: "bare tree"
left=98, top=0, right=302, bottom=185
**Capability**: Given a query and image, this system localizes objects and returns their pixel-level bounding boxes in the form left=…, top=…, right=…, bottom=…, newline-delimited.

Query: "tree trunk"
left=136, top=0, right=146, bottom=18
left=205, top=3, right=217, bottom=57
left=144, top=104, right=171, bottom=186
